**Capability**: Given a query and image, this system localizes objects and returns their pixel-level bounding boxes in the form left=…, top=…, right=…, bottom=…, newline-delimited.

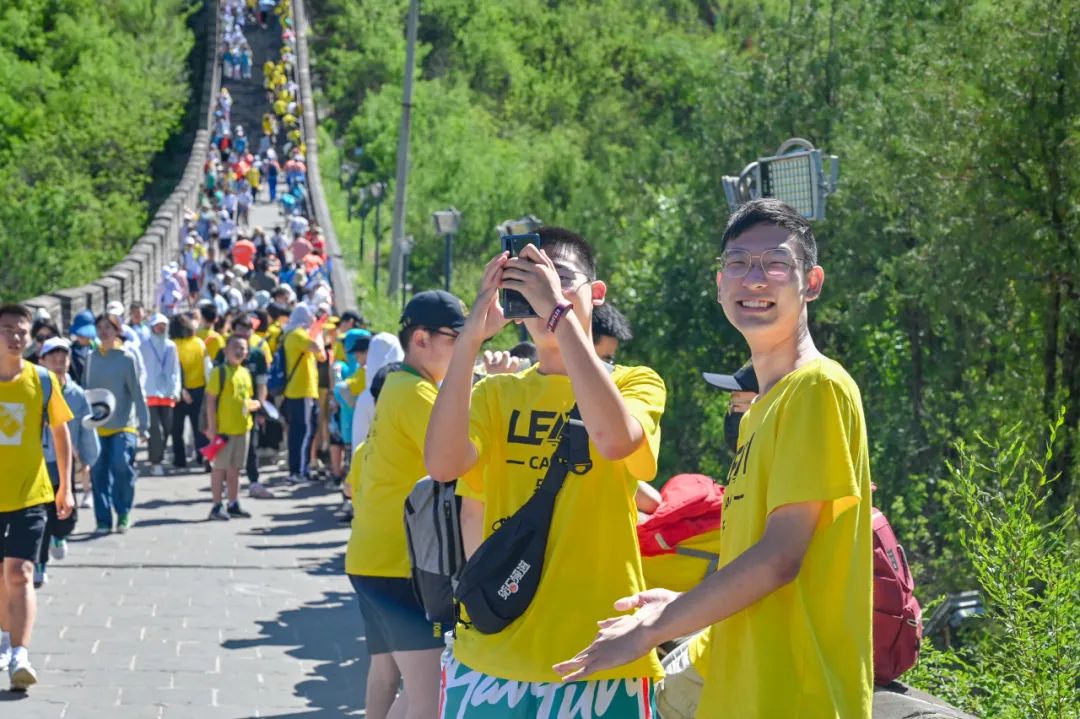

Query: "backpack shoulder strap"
left=34, top=364, right=52, bottom=438
left=283, top=330, right=306, bottom=387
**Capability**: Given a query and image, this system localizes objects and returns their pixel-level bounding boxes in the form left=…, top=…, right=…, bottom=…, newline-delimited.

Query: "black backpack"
left=453, top=405, right=591, bottom=634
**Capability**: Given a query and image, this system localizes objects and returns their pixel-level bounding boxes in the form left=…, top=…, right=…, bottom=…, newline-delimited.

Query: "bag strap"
left=35, top=364, right=52, bottom=443
left=674, top=546, right=720, bottom=576
left=282, top=330, right=305, bottom=389
left=533, top=405, right=591, bottom=497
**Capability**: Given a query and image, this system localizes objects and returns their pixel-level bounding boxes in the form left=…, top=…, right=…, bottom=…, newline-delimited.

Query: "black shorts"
left=349, top=575, right=444, bottom=655
left=0, top=504, right=49, bottom=562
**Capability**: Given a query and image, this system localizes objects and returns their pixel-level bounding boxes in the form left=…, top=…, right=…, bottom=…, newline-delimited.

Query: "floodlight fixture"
left=496, top=214, right=543, bottom=237
left=721, top=138, right=839, bottom=220
left=432, top=207, right=462, bottom=236
left=433, top=207, right=462, bottom=292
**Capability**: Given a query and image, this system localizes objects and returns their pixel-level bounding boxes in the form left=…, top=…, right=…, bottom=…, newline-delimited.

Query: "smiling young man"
left=554, top=199, right=873, bottom=718
left=425, top=227, right=666, bottom=717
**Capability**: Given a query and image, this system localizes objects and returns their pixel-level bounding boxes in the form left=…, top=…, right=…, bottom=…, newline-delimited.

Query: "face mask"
left=724, top=410, right=744, bottom=453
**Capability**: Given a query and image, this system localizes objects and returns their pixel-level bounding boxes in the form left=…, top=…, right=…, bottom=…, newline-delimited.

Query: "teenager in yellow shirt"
left=282, top=305, right=325, bottom=482
left=169, top=314, right=209, bottom=467
left=426, top=228, right=666, bottom=717
left=205, top=336, right=260, bottom=521
left=197, top=304, right=225, bottom=360
left=0, top=304, right=74, bottom=691
left=556, top=199, right=874, bottom=719
left=349, top=291, right=466, bottom=719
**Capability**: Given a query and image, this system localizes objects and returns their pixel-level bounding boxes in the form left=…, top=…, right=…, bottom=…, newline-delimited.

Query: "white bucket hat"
left=81, top=389, right=117, bottom=430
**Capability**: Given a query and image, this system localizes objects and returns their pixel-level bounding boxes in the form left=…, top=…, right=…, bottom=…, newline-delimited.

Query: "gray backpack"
left=403, top=477, right=465, bottom=631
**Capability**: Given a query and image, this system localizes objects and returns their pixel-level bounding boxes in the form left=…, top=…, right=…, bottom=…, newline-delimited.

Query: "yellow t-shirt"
left=348, top=370, right=437, bottom=578
left=344, top=442, right=367, bottom=575
left=197, top=328, right=226, bottom=361
left=0, top=364, right=74, bottom=512
left=345, top=368, right=365, bottom=398
left=641, top=526, right=722, bottom=593
left=174, top=336, right=208, bottom=389
left=699, top=358, right=873, bottom=719
left=266, top=323, right=283, bottom=355
left=454, top=364, right=666, bottom=683
left=332, top=338, right=346, bottom=364
left=207, top=364, right=254, bottom=436
left=283, top=328, right=318, bottom=399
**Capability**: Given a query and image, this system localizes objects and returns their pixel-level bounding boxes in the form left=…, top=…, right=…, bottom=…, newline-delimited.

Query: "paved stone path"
left=3, top=455, right=368, bottom=718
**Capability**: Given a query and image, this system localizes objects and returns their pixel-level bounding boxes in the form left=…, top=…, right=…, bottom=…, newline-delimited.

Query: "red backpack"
left=637, top=474, right=724, bottom=562
left=871, top=507, right=923, bottom=684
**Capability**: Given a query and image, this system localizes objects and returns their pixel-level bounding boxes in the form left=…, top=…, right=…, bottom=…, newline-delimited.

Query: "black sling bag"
left=453, top=405, right=592, bottom=634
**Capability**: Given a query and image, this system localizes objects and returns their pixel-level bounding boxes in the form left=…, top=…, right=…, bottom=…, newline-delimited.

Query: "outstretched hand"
left=463, top=252, right=511, bottom=342
left=552, top=588, right=680, bottom=681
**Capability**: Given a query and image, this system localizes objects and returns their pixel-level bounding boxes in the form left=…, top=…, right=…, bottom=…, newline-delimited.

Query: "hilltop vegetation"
left=310, top=1, right=1078, bottom=711
left=0, top=0, right=197, bottom=300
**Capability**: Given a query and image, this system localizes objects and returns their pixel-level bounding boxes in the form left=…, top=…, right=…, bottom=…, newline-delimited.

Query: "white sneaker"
left=249, top=482, right=275, bottom=498
left=0, top=643, right=10, bottom=674
left=50, top=537, right=68, bottom=561
left=9, top=653, right=38, bottom=691
left=78, top=493, right=92, bottom=509
left=150, top=464, right=165, bottom=477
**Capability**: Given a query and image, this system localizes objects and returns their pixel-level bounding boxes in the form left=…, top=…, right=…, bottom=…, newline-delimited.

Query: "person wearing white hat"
left=139, top=314, right=181, bottom=476
left=36, top=339, right=101, bottom=586
left=83, top=313, right=149, bottom=535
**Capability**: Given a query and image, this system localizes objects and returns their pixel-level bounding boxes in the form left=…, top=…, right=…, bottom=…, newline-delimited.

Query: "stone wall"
left=293, top=0, right=358, bottom=313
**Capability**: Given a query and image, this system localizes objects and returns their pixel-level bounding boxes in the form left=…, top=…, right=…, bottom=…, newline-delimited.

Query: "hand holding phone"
left=499, top=234, right=542, bottom=319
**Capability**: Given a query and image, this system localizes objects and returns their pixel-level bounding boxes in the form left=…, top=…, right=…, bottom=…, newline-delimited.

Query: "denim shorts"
left=349, top=574, right=445, bottom=655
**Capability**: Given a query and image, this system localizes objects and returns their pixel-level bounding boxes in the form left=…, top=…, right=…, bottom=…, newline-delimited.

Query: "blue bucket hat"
left=69, top=309, right=97, bottom=340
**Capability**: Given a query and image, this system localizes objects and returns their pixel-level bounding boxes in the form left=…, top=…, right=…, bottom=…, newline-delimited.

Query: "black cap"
left=703, top=362, right=759, bottom=393
left=340, top=309, right=365, bottom=326
left=400, top=290, right=467, bottom=331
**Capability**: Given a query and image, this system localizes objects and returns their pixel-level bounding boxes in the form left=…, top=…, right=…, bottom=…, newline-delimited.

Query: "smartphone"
left=499, top=233, right=542, bottom=319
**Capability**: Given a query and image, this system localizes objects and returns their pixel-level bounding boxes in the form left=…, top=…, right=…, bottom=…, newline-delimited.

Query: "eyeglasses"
left=427, top=328, right=460, bottom=341
left=35, top=334, right=52, bottom=343
left=555, top=266, right=591, bottom=290
left=715, top=248, right=808, bottom=280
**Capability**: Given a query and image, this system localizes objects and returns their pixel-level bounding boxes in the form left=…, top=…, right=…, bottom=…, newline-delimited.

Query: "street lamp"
left=400, top=235, right=415, bottom=313
left=432, top=207, right=462, bottom=292
left=721, top=138, right=839, bottom=220
left=368, top=181, right=387, bottom=291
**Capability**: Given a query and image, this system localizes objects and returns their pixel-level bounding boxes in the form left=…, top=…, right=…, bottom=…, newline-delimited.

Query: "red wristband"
left=546, top=302, right=573, bottom=333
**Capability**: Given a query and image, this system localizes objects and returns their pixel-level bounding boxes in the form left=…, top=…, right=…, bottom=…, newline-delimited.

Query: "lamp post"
left=400, top=235, right=415, bottom=313
left=368, top=181, right=387, bottom=290
left=432, top=207, right=462, bottom=292
left=721, top=138, right=839, bottom=220
left=356, top=187, right=373, bottom=265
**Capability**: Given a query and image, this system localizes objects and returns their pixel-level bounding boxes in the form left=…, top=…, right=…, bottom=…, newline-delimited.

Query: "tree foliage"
left=0, top=0, right=196, bottom=300
left=309, top=2, right=1080, bottom=700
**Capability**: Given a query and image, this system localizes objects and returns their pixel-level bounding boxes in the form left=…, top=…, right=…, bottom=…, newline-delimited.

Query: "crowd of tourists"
left=0, top=0, right=902, bottom=715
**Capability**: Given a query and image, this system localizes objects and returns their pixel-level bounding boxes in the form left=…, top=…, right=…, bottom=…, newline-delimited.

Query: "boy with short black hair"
left=0, top=304, right=74, bottom=691
left=425, top=227, right=666, bottom=717
left=591, top=302, right=633, bottom=364
left=347, top=290, right=466, bottom=719
left=556, top=198, right=874, bottom=718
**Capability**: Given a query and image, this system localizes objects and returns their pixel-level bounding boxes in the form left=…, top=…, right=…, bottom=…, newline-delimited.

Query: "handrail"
left=292, top=0, right=357, bottom=313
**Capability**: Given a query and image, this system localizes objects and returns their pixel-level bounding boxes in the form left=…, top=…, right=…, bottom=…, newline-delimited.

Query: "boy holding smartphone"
left=425, top=227, right=666, bottom=717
